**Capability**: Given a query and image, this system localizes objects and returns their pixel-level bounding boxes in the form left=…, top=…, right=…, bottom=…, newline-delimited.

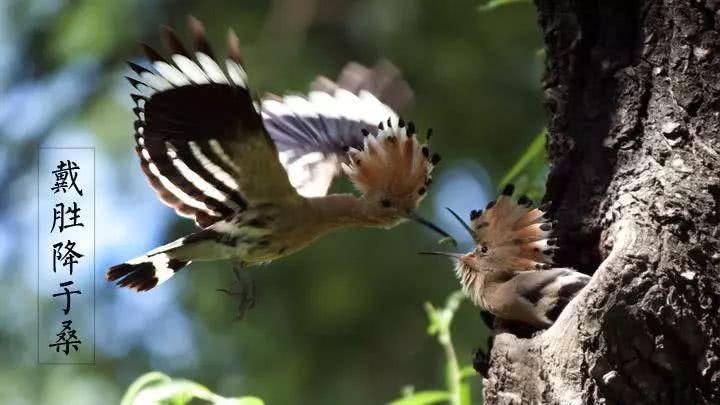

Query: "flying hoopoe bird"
left=107, top=17, right=452, bottom=292
left=424, top=184, right=590, bottom=328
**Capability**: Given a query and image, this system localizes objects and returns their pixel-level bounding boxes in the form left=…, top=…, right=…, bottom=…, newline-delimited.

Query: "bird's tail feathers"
left=106, top=242, right=191, bottom=292
left=107, top=223, right=246, bottom=291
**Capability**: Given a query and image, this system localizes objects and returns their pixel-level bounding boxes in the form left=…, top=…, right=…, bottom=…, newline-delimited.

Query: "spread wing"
left=261, top=61, right=414, bottom=197
left=126, top=17, right=298, bottom=228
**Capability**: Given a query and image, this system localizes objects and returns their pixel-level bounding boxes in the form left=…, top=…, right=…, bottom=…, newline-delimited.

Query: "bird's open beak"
left=407, top=211, right=457, bottom=246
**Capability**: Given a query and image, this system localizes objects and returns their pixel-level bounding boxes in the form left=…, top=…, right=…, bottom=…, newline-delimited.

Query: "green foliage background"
left=0, top=0, right=545, bottom=403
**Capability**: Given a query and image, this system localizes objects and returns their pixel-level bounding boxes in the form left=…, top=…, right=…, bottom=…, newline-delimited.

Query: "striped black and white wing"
left=261, top=61, right=414, bottom=197
left=127, top=18, right=299, bottom=228
left=514, top=268, right=590, bottom=326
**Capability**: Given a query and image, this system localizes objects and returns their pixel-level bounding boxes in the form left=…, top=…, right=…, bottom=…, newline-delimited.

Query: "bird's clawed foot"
left=472, top=347, right=489, bottom=378
left=472, top=310, right=495, bottom=377
left=472, top=335, right=494, bottom=378
left=217, top=263, right=256, bottom=320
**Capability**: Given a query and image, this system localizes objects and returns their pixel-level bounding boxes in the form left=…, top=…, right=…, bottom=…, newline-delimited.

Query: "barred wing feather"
left=126, top=17, right=298, bottom=228
left=262, top=60, right=414, bottom=197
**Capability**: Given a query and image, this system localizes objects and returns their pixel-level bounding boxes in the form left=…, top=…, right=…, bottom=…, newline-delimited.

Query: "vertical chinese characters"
left=39, top=149, right=94, bottom=364
left=48, top=160, right=84, bottom=355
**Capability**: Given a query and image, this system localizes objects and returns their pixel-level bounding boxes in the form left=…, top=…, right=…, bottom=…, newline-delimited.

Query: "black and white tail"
left=106, top=255, right=189, bottom=292
left=106, top=224, right=242, bottom=291
left=106, top=237, right=192, bottom=291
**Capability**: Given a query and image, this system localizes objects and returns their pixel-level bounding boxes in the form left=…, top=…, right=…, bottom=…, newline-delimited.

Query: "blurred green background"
left=0, top=0, right=546, bottom=403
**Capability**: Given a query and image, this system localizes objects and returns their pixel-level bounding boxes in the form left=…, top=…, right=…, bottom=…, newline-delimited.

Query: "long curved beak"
left=445, top=207, right=475, bottom=239
left=418, top=251, right=463, bottom=259
left=407, top=211, right=457, bottom=246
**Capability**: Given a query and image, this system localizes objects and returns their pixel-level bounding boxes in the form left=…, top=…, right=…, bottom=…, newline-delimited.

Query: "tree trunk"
left=483, top=1, right=720, bottom=403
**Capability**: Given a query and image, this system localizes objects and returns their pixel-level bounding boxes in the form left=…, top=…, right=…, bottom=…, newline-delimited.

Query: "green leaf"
left=120, top=372, right=172, bottom=405
left=132, top=380, right=212, bottom=404
left=388, top=390, right=451, bottom=405
left=236, top=399, right=266, bottom=405
left=121, top=372, right=264, bottom=405
left=424, top=302, right=441, bottom=336
left=444, top=291, right=465, bottom=317
left=499, top=128, right=547, bottom=188
left=478, top=0, right=530, bottom=12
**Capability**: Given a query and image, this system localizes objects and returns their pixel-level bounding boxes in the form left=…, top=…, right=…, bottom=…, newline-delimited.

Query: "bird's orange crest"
left=464, top=184, right=555, bottom=271
left=341, top=118, right=439, bottom=211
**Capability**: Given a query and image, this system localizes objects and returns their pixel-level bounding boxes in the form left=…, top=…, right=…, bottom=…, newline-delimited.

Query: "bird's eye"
left=479, top=245, right=488, bottom=254
left=380, top=199, right=392, bottom=208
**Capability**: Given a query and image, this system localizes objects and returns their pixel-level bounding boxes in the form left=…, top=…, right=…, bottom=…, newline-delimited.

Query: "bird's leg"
left=217, top=261, right=257, bottom=320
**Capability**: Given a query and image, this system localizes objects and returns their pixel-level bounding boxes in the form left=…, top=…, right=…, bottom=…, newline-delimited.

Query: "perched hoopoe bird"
left=424, top=184, right=590, bottom=328
left=107, top=17, right=452, bottom=293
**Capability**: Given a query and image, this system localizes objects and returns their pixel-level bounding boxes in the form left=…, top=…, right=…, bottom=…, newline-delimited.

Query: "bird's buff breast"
left=237, top=202, right=331, bottom=265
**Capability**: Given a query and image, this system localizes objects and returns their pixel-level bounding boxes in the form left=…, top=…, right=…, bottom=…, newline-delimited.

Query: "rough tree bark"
left=483, top=1, right=720, bottom=404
